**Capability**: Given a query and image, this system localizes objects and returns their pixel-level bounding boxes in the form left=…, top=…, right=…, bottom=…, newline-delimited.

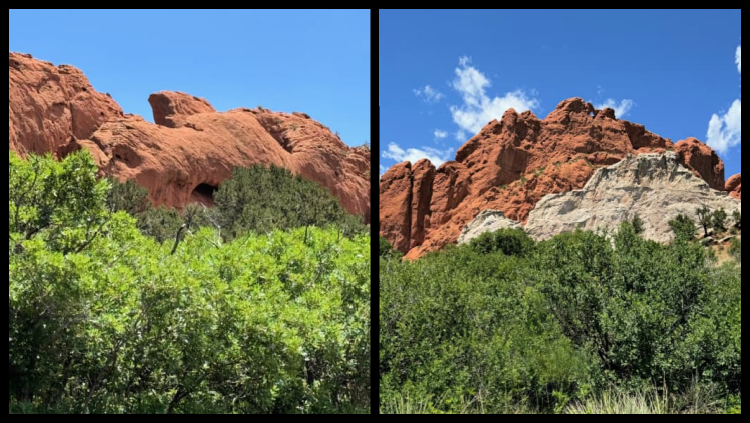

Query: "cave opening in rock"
left=192, top=183, right=218, bottom=206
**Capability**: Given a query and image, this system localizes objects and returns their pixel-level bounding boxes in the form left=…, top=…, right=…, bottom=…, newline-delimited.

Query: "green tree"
left=631, top=214, right=645, bottom=235
left=9, top=151, right=371, bottom=414
left=696, top=206, right=712, bottom=238
left=668, top=214, right=696, bottom=242
left=732, top=210, right=741, bottom=229
left=379, top=236, right=402, bottom=259
left=9, top=151, right=110, bottom=254
left=214, top=165, right=363, bottom=241
left=537, top=228, right=740, bottom=389
left=728, top=238, right=741, bottom=262
left=469, top=228, right=535, bottom=257
left=712, top=208, right=728, bottom=233
left=107, top=178, right=150, bottom=215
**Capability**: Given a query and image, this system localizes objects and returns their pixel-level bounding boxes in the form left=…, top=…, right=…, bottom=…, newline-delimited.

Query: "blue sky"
left=9, top=9, right=371, bottom=147
left=379, top=9, right=741, bottom=178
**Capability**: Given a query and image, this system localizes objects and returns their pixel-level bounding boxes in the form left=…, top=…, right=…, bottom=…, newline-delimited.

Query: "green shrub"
left=537, top=229, right=740, bottom=389
left=728, top=238, right=741, bottom=262
left=631, top=214, right=645, bottom=235
left=9, top=151, right=371, bottom=414
left=380, top=245, right=593, bottom=414
left=381, top=216, right=742, bottom=413
left=214, top=165, right=364, bottom=241
left=669, top=214, right=696, bottom=242
left=380, top=236, right=402, bottom=259
left=697, top=206, right=712, bottom=237
left=468, top=228, right=535, bottom=257
left=712, top=208, right=728, bottom=233
left=9, top=151, right=109, bottom=254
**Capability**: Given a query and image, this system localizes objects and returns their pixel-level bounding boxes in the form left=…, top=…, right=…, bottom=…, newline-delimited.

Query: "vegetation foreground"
left=9, top=151, right=370, bottom=414
left=380, top=220, right=741, bottom=414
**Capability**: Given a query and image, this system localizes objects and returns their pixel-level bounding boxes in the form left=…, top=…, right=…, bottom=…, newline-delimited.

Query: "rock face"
left=726, top=174, right=741, bottom=199
left=9, top=53, right=124, bottom=155
left=457, top=210, right=521, bottom=245
left=378, top=160, right=436, bottom=252
left=148, top=91, right=216, bottom=128
left=8, top=53, right=370, bottom=223
left=523, top=153, right=740, bottom=242
left=674, top=137, right=725, bottom=191
left=380, top=98, right=728, bottom=258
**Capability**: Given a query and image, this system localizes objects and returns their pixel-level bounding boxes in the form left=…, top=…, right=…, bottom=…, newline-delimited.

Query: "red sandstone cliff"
left=726, top=174, right=741, bottom=200
left=380, top=98, right=729, bottom=259
left=9, top=52, right=370, bottom=223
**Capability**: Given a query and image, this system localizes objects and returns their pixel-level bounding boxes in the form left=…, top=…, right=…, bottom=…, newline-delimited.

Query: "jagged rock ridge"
left=380, top=98, right=737, bottom=258
left=459, top=153, right=740, bottom=245
left=9, top=52, right=370, bottom=223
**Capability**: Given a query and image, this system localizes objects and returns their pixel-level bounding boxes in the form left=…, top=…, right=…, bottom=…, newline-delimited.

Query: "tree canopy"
left=9, top=151, right=371, bottom=414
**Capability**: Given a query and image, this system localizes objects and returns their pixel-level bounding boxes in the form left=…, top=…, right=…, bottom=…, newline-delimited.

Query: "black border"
left=369, top=111, right=380, bottom=409
left=370, top=11, right=380, bottom=412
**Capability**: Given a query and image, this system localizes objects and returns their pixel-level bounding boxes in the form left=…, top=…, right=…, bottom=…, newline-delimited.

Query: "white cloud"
left=449, top=57, right=539, bottom=135
left=737, top=46, right=741, bottom=74
left=413, top=85, right=444, bottom=103
left=379, top=165, right=387, bottom=180
left=707, top=99, right=741, bottom=154
left=594, top=99, right=635, bottom=118
left=382, top=142, right=453, bottom=167
left=455, top=130, right=467, bottom=142
left=707, top=45, right=741, bottom=155
left=434, top=129, right=448, bottom=139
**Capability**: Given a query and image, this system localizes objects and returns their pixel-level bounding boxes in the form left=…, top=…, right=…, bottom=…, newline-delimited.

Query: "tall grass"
left=380, top=395, right=433, bottom=415
left=565, top=384, right=726, bottom=415
left=382, top=384, right=732, bottom=415
left=564, top=389, right=671, bottom=414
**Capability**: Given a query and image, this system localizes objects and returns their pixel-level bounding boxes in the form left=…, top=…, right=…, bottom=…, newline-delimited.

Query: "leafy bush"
left=468, top=228, right=535, bottom=257
left=380, top=246, right=593, bottom=414
left=107, top=165, right=366, bottom=244
left=728, top=238, right=741, bottom=262
left=9, top=151, right=109, bottom=254
left=214, top=165, right=365, bottom=241
left=538, top=227, right=740, bottom=390
left=9, top=151, right=371, bottom=414
left=380, top=236, right=402, bottom=259
left=107, top=178, right=185, bottom=242
left=631, top=214, right=645, bottom=235
left=712, top=208, right=728, bottom=233
left=381, top=218, right=742, bottom=414
left=669, top=214, right=696, bottom=241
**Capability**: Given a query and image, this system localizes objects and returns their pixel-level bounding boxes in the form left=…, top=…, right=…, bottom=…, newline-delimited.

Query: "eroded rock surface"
left=524, top=153, right=740, bottom=242
left=457, top=210, right=521, bottom=245
left=381, top=98, right=725, bottom=258
left=9, top=53, right=370, bottom=223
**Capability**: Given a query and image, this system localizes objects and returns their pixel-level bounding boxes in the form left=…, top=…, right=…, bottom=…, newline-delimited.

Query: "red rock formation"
left=410, top=160, right=437, bottom=249
left=8, top=52, right=370, bottom=223
left=380, top=98, right=727, bottom=259
left=726, top=174, right=741, bottom=199
left=148, top=91, right=216, bottom=128
left=674, top=137, right=725, bottom=191
left=9, top=53, right=123, bottom=155
left=379, top=162, right=416, bottom=252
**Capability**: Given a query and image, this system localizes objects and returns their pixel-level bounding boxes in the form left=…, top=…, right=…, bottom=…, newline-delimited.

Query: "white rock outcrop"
left=460, top=153, right=741, bottom=245
left=524, top=153, right=740, bottom=242
left=458, top=210, right=522, bottom=245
